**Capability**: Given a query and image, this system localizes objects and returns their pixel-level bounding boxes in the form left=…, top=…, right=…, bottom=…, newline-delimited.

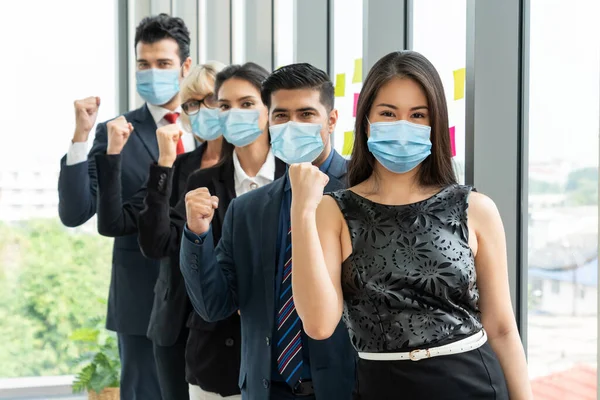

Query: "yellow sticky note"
left=352, top=58, right=363, bottom=83
left=335, top=73, right=346, bottom=97
left=453, top=68, right=466, bottom=100
left=342, top=131, right=354, bottom=156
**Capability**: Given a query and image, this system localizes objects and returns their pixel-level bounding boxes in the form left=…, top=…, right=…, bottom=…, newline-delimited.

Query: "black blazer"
left=137, top=154, right=286, bottom=395
left=180, top=151, right=356, bottom=400
left=58, top=104, right=160, bottom=335
left=95, top=143, right=205, bottom=347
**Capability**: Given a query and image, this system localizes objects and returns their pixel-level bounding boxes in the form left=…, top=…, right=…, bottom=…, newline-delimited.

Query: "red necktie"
left=164, top=112, right=184, bottom=155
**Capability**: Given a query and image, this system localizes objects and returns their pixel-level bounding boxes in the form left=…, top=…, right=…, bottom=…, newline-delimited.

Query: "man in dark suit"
left=58, top=14, right=192, bottom=400
left=180, top=64, right=356, bottom=400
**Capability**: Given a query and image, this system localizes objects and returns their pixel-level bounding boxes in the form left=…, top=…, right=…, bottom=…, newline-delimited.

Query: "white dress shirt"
left=66, top=104, right=195, bottom=166
left=232, top=149, right=276, bottom=197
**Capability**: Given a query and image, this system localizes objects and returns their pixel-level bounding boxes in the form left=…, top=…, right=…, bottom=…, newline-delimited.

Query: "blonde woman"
left=94, top=62, right=241, bottom=400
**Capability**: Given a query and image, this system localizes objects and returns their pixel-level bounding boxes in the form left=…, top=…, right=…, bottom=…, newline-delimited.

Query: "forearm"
left=488, top=330, right=533, bottom=400
left=58, top=160, right=96, bottom=227
left=138, top=165, right=178, bottom=258
left=180, top=231, right=237, bottom=321
left=95, top=154, right=139, bottom=236
left=291, top=208, right=341, bottom=339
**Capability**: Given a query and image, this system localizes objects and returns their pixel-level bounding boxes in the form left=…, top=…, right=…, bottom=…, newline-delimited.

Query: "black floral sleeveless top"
left=328, top=185, right=482, bottom=353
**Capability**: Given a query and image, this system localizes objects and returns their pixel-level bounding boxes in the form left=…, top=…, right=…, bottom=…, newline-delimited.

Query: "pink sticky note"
left=449, top=126, right=456, bottom=157
left=353, top=93, right=359, bottom=117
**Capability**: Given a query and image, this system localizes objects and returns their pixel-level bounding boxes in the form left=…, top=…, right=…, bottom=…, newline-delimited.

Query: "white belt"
left=358, top=329, right=487, bottom=361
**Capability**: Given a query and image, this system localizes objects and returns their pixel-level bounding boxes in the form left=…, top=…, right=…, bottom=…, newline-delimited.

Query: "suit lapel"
left=327, top=150, right=348, bottom=179
left=178, top=143, right=205, bottom=195
left=260, top=177, right=285, bottom=329
left=131, top=104, right=159, bottom=162
left=212, top=159, right=236, bottom=228
left=274, top=158, right=287, bottom=179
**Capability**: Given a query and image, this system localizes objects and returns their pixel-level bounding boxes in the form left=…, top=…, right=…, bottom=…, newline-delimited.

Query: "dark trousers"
left=270, top=382, right=316, bottom=400
left=117, top=332, right=162, bottom=400
left=154, top=327, right=190, bottom=400
left=355, top=342, right=508, bottom=400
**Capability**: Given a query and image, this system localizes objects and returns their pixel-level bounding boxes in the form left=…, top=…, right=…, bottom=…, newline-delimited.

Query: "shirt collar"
left=146, top=103, right=183, bottom=125
left=233, top=148, right=276, bottom=184
left=284, top=148, right=334, bottom=192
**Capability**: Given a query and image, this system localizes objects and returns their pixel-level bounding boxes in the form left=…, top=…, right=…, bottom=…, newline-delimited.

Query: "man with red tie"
left=57, top=14, right=192, bottom=400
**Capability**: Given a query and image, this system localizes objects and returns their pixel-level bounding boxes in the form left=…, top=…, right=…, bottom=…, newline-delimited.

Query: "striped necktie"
left=276, top=225, right=303, bottom=387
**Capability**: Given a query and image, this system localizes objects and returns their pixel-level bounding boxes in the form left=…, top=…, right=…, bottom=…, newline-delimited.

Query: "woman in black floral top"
left=288, top=51, right=532, bottom=399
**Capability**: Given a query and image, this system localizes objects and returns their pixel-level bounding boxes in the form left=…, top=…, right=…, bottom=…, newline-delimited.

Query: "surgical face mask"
left=269, top=121, right=325, bottom=165
left=190, top=108, right=222, bottom=141
left=367, top=119, right=432, bottom=173
left=136, top=69, right=180, bottom=106
left=219, top=109, right=264, bottom=147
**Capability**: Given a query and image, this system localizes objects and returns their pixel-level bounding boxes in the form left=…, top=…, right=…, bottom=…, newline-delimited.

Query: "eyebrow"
left=271, top=106, right=320, bottom=114
left=136, top=58, right=174, bottom=63
left=375, top=103, right=429, bottom=111
left=218, top=95, right=257, bottom=102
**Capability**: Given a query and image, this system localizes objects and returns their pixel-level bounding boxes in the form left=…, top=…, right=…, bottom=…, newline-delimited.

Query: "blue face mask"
left=219, top=109, right=264, bottom=147
left=190, top=108, right=222, bottom=141
left=269, top=121, right=325, bottom=164
left=136, top=69, right=180, bottom=106
left=367, top=120, right=432, bottom=173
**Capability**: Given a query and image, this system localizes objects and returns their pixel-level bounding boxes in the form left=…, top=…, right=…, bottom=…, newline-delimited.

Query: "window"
left=551, top=280, right=560, bottom=295
left=527, top=0, right=599, bottom=396
left=331, top=0, right=363, bottom=158
left=274, top=0, right=295, bottom=69
left=0, top=0, right=116, bottom=383
left=412, top=0, right=467, bottom=184
left=231, top=0, right=246, bottom=64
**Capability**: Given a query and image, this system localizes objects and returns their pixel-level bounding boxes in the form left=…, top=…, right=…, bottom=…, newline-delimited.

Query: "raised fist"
left=289, top=162, right=329, bottom=214
left=73, top=96, right=100, bottom=143
left=185, top=188, right=219, bottom=235
left=157, top=124, right=183, bottom=167
left=106, top=116, right=134, bottom=155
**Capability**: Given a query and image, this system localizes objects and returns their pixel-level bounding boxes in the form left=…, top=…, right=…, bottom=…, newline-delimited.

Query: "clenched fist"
left=157, top=124, right=183, bottom=167
left=73, top=96, right=101, bottom=143
left=185, top=188, right=219, bottom=235
left=106, top=116, right=134, bottom=155
left=289, top=163, right=329, bottom=214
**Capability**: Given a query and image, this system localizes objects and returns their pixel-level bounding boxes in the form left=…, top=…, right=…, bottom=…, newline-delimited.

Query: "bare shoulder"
left=469, top=191, right=498, bottom=212
left=317, top=193, right=345, bottom=231
left=468, top=191, right=504, bottom=233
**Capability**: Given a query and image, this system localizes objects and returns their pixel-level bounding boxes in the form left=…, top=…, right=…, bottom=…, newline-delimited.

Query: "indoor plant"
left=71, top=318, right=121, bottom=400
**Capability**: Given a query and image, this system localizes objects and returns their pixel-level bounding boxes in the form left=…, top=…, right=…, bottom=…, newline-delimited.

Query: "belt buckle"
left=409, top=348, right=431, bottom=361
left=293, top=380, right=314, bottom=396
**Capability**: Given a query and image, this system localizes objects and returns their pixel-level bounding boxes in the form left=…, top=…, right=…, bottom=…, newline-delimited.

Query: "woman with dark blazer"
left=137, top=62, right=286, bottom=400
left=94, top=62, right=231, bottom=400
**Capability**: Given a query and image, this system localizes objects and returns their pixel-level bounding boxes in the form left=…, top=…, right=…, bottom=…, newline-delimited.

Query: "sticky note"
left=449, top=126, right=456, bottom=157
left=453, top=68, right=466, bottom=100
left=335, top=73, right=346, bottom=97
left=352, top=93, right=359, bottom=117
left=352, top=58, right=363, bottom=83
left=342, top=131, right=354, bottom=156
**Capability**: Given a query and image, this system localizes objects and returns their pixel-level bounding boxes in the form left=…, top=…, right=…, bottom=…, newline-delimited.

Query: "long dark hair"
left=347, top=51, right=457, bottom=188
left=214, top=62, right=270, bottom=163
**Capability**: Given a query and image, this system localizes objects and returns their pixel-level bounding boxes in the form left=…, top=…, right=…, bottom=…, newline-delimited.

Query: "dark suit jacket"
left=137, top=154, right=286, bottom=395
left=58, top=104, right=160, bottom=335
left=95, top=143, right=205, bottom=347
left=180, top=151, right=356, bottom=400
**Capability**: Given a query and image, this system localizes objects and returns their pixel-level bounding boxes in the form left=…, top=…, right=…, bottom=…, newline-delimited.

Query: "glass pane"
left=231, top=0, right=247, bottom=64
left=527, top=1, right=599, bottom=399
left=0, top=0, right=116, bottom=379
left=331, top=0, right=363, bottom=157
left=411, top=0, right=467, bottom=184
left=274, top=0, right=295, bottom=69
